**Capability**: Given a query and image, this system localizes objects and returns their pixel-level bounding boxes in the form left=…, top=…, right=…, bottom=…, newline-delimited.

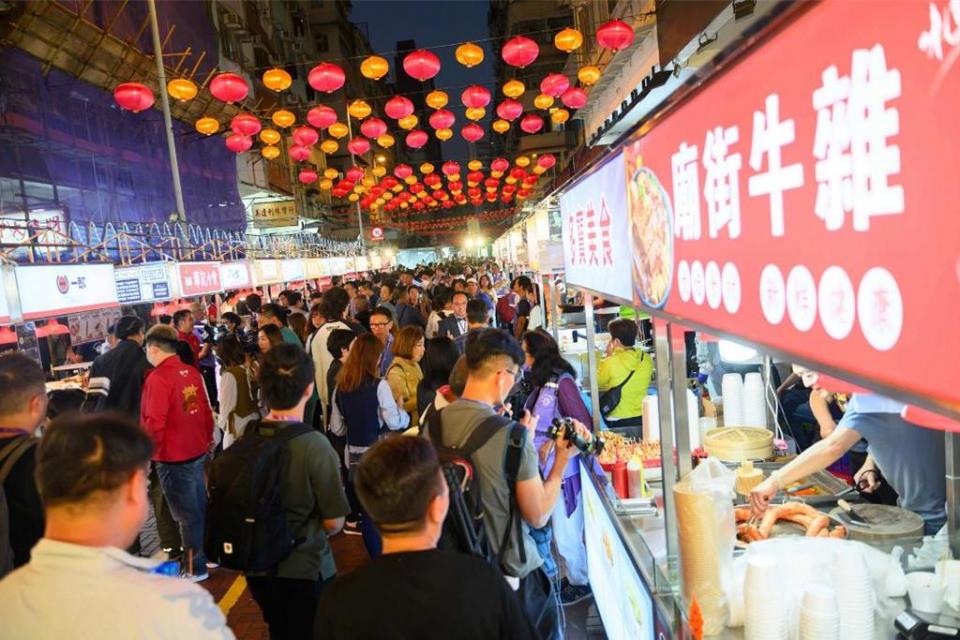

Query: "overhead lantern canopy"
left=578, top=65, right=602, bottom=86
left=360, top=55, right=389, bottom=80
left=464, top=107, right=486, bottom=121
left=403, top=49, right=441, bottom=81
left=425, top=90, right=449, bottom=109
left=209, top=72, right=248, bottom=103
left=272, top=109, right=296, bottom=128
left=596, top=19, right=635, bottom=51
left=114, top=82, right=155, bottom=113
left=167, top=78, right=197, bottom=102
left=225, top=134, right=252, bottom=153
left=455, top=42, right=485, bottom=68
left=259, top=128, right=281, bottom=145
left=262, top=68, right=292, bottom=92
left=496, top=99, right=523, bottom=122
left=502, top=35, right=539, bottom=68
left=461, top=123, right=485, bottom=142
left=554, top=27, right=584, bottom=53
left=308, top=63, right=346, bottom=93
left=502, top=79, right=525, bottom=99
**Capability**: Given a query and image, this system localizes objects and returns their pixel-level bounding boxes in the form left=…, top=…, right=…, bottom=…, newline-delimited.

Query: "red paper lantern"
left=491, top=158, right=510, bottom=173
left=346, top=166, right=365, bottom=181
left=230, top=113, right=261, bottom=136
left=495, top=99, right=523, bottom=122
left=394, top=164, right=414, bottom=179
left=225, top=134, right=253, bottom=153
left=468, top=187, right=482, bottom=198
left=288, top=145, right=311, bottom=162
left=114, top=82, right=155, bottom=113
left=428, top=109, right=456, bottom=130
left=360, top=117, right=387, bottom=138
left=537, top=153, right=557, bottom=169
left=298, top=169, right=318, bottom=184
left=292, top=126, right=319, bottom=147
left=385, top=96, right=415, bottom=120
left=442, top=161, right=461, bottom=176
left=561, top=87, right=588, bottom=109
left=502, top=36, right=540, bottom=68
left=402, top=49, right=441, bottom=81
left=470, top=198, right=482, bottom=206
left=484, top=177, right=500, bottom=189
left=448, top=181, right=463, bottom=192
left=424, top=173, right=442, bottom=186
left=405, top=130, right=428, bottom=149
left=467, top=171, right=484, bottom=184
left=540, top=73, right=570, bottom=98
left=410, top=183, right=425, bottom=194
left=382, top=176, right=399, bottom=189
left=523, top=175, right=539, bottom=186
left=307, top=105, right=337, bottom=130
left=461, top=85, right=491, bottom=109
left=209, top=73, right=249, bottom=104
left=502, top=184, right=517, bottom=194
left=461, top=123, right=484, bottom=142
left=511, top=167, right=528, bottom=180
left=347, top=137, right=371, bottom=155
left=520, top=113, right=544, bottom=134
left=308, top=63, right=346, bottom=93
left=596, top=19, right=635, bottom=51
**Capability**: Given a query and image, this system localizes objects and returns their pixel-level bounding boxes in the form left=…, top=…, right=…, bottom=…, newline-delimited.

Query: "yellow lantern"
left=467, top=160, right=483, bottom=171
left=377, top=197, right=386, bottom=205
left=436, top=128, right=453, bottom=141
left=348, top=100, right=372, bottom=120
left=195, top=116, right=219, bottom=136
left=487, top=186, right=497, bottom=193
left=550, top=108, right=570, bottom=124
left=502, top=79, right=525, bottom=99
left=348, top=193, right=360, bottom=202
left=491, top=171, right=504, bottom=179
left=259, top=128, right=281, bottom=145
left=425, top=90, right=448, bottom=109
left=320, top=139, right=339, bottom=154
left=554, top=27, right=583, bottom=53
left=400, top=202, right=409, bottom=210
left=377, top=133, right=395, bottom=148
left=420, top=163, right=434, bottom=174
left=328, top=122, right=348, bottom=138
left=319, top=179, right=333, bottom=190
left=360, top=55, right=389, bottom=80
left=404, top=176, right=417, bottom=185
left=167, top=78, right=198, bottom=102
left=505, top=176, right=518, bottom=185
left=447, top=173, right=461, bottom=183
left=355, top=185, right=367, bottom=194
left=324, top=168, right=339, bottom=179
left=381, top=193, right=393, bottom=202
left=417, top=191, right=428, bottom=199
left=577, top=65, right=602, bottom=86
left=261, top=145, right=280, bottom=160
left=262, top=68, right=292, bottom=92
left=492, top=119, right=510, bottom=134
left=271, top=109, right=296, bottom=128
left=516, top=155, right=530, bottom=167
left=455, top=42, right=484, bottom=68
left=534, top=93, right=555, bottom=110
left=391, top=184, right=404, bottom=193
left=465, top=107, right=486, bottom=121
left=362, top=176, right=376, bottom=187
left=533, top=165, right=546, bottom=175
left=369, top=166, right=384, bottom=178
left=398, top=114, right=419, bottom=130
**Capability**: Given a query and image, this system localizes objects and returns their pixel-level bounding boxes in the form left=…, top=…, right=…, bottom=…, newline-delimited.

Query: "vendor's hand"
left=496, top=402, right=512, bottom=417
left=749, top=478, right=779, bottom=518
left=855, top=467, right=880, bottom=494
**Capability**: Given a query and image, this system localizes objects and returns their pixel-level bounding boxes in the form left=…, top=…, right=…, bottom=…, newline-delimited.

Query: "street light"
left=465, top=237, right=475, bottom=248
left=376, top=154, right=386, bottom=164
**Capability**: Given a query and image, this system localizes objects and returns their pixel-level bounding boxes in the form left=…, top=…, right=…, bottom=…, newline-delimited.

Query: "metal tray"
left=727, top=460, right=852, bottom=506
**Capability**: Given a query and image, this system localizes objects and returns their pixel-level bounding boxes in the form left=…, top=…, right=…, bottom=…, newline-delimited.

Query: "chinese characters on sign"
left=177, top=262, right=221, bottom=297
left=252, top=200, right=298, bottom=228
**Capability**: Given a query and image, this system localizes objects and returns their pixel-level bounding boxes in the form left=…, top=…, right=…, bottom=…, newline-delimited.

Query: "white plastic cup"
left=907, top=571, right=945, bottom=614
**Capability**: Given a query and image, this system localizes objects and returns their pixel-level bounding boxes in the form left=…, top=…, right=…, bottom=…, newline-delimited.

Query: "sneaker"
left=181, top=571, right=210, bottom=583
left=205, top=561, right=220, bottom=570
left=343, top=520, right=362, bottom=536
left=559, top=580, right=592, bottom=606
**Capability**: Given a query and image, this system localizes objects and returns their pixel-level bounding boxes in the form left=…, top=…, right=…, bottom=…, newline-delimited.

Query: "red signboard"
left=622, top=1, right=960, bottom=408
left=177, top=262, right=222, bottom=297
left=371, top=226, right=384, bottom=242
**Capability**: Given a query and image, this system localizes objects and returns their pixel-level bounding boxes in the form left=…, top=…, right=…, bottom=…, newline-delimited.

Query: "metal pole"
left=669, top=323, right=693, bottom=479
left=344, top=116, right=364, bottom=244
left=583, top=292, right=601, bottom=432
left=654, top=318, right=681, bottom=565
left=147, top=0, right=186, bottom=223
left=946, top=432, right=960, bottom=559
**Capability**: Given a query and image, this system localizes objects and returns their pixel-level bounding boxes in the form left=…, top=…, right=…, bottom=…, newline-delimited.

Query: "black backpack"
left=205, top=420, right=312, bottom=572
left=0, top=436, right=37, bottom=579
left=426, top=409, right=526, bottom=573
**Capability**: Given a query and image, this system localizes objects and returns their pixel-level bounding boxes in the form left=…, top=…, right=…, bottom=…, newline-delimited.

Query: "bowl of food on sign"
left=627, top=166, right=673, bottom=309
left=735, top=502, right=847, bottom=544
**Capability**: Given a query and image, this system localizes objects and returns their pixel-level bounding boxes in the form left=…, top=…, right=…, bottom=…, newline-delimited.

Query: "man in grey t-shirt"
left=436, top=329, right=587, bottom=640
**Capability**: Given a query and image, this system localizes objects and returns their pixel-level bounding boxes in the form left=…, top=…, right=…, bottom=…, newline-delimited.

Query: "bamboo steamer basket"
left=703, top=427, right=773, bottom=462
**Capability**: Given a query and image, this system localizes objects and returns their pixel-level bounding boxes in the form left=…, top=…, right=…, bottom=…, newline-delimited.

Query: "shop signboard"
left=220, top=261, right=253, bottom=290
left=15, top=264, right=119, bottom=320
left=114, top=263, right=173, bottom=304
left=370, top=226, right=384, bottom=242
left=68, top=308, right=121, bottom=345
left=252, top=259, right=283, bottom=285
left=356, top=256, right=369, bottom=272
left=580, top=466, right=654, bottom=639
left=252, top=200, right=297, bottom=228
left=620, top=1, right=960, bottom=408
left=176, top=262, right=222, bottom=297
left=280, top=258, right=305, bottom=283
left=329, top=257, right=350, bottom=276
left=304, top=258, right=327, bottom=280
left=560, top=152, right=633, bottom=301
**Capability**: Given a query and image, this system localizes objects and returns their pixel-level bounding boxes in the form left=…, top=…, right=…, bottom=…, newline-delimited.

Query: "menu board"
left=280, top=258, right=305, bottom=283
left=580, top=466, right=654, bottom=639
left=617, top=1, right=960, bottom=408
left=68, top=308, right=122, bottom=345
left=560, top=154, right=633, bottom=301
left=15, top=264, right=119, bottom=320
left=252, top=259, right=283, bottom=285
left=114, top=263, right=173, bottom=304
left=220, top=261, right=252, bottom=290
left=176, top=262, right=222, bottom=297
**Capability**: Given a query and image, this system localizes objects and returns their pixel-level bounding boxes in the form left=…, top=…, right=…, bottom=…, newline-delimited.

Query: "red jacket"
left=178, top=330, right=202, bottom=364
left=141, top=356, right=214, bottom=462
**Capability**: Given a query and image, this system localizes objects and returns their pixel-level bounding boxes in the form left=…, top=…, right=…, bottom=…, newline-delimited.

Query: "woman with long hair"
left=478, top=273, right=498, bottom=305
left=385, top=326, right=426, bottom=426
left=522, top=329, right=594, bottom=606
left=257, top=325, right=284, bottom=354
left=287, top=312, right=308, bottom=345
left=214, top=334, right=259, bottom=448
left=416, top=336, right=461, bottom=428
left=329, top=333, right=410, bottom=556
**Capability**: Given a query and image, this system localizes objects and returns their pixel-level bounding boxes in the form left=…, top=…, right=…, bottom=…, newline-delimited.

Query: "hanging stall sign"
left=220, top=261, right=253, bottom=290
left=356, top=256, right=370, bottom=272
left=369, top=254, right=382, bottom=270
left=114, top=263, right=173, bottom=304
left=621, top=1, right=960, bottom=407
left=15, top=264, right=119, bottom=320
left=252, top=200, right=298, bottom=228
left=329, top=257, right=350, bottom=276
left=176, top=262, right=222, bottom=297
left=280, top=258, right=305, bottom=283
left=68, top=308, right=122, bottom=345
left=370, top=226, right=384, bottom=242
left=252, top=259, right=283, bottom=285
left=304, top=258, right=328, bottom=280
left=560, top=152, right=632, bottom=301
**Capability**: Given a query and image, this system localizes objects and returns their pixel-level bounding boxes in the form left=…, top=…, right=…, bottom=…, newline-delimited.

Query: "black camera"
left=547, top=417, right=604, bottom=456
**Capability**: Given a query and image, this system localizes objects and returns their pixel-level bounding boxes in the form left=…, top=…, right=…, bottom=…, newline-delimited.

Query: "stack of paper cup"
left=721, top=373, right=745, bottom=427
left=799, top=585, right=840, bottom=640
left=743, top=372, right=767, bottom=428
left=833, top=546, right=875, bottom=639
left=745, top=554, right=788, bottom=640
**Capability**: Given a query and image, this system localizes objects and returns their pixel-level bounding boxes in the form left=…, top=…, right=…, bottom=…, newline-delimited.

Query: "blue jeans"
left=156, top=455, right=207, bottom=574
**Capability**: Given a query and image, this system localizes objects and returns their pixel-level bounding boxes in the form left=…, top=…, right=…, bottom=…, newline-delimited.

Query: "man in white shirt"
left=0, top=412, right=233, bottom=639
left=311, top=290, right=351, bottom=427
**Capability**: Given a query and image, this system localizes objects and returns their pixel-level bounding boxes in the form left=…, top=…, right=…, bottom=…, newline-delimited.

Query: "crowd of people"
left=0, top=260, right=659, bottom=640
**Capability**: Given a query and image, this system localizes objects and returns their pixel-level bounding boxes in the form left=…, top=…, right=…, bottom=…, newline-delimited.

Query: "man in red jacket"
left=141, top=324, right=214, bottom=581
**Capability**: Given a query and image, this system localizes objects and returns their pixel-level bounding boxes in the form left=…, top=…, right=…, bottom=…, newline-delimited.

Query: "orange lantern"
left=455, top=42, right=485, bottom=68
left=328, top=122, right=349, bottom=138
left=425, top=90, right=448, bottom=109
left=319, top=179, right=333, bottom=191
left=261, top=145, right=280, bottom=160
left=324, top=168, right=340, bottom=179
left=465, top=107, right=486, bottom=121
left=271, top=109, right=296, bottom=128
left=467, top=160, right=483, bottom=171
left=550, top=108, right=570, bottom=124
left=502, top=79, right=525, bottom=98
left=348, top=100, right=372, bottom=119
left=404, top=176, right=417, bottom=185
left=259, top=128, right=281, bottom=145
left=578, top=65, right=602, bottom=86
left=195, top=116, right=219, bottom=136
left=262, top=68, right=292, bottom=92
left=320, top=139, right=339, bottom=154
left=167, top=78, right=197, bottom=102
left=398, top=114, right=419, bottom=130
left=420, top=163, right=435, bottom=174
left=360, top=55, right=389, bottom=80
left=435, top=128, right=453, bottom=141
left=376, top=133, right=395, bottom=148
left=348, top=193, right=360, bottom=202
left=492, top=119, right=510, bottom=134
left=554, top=27, right=583, bottom=52
left=372, top=165, right=387, bottom=177
left=534, top=93, right=555, bottom=110
left=516, top=155, right=531, bottom=167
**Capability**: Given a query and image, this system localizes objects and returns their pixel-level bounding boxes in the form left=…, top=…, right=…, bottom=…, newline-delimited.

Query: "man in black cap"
left=89, top=316, right=151, bottom=417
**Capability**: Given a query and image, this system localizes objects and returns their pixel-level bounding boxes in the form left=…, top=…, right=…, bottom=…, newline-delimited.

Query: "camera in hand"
left=548, top=417, right=604, bottom=456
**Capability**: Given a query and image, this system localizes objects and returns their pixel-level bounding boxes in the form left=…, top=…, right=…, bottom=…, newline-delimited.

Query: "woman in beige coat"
left=386, top=326, right=425, bottom=427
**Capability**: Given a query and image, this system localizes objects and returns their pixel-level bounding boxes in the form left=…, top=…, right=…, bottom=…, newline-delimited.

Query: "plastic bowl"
left=907, top=571, right=944, bottom=614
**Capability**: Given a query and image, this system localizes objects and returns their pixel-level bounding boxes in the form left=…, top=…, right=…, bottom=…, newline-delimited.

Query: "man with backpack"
left=0, top=353, right=48, bottom=576
left=314, top=436, right=535, bottom=639
left=428, top=329, right=588, bottom=640
left=206, top=344, right=348, bottom=640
